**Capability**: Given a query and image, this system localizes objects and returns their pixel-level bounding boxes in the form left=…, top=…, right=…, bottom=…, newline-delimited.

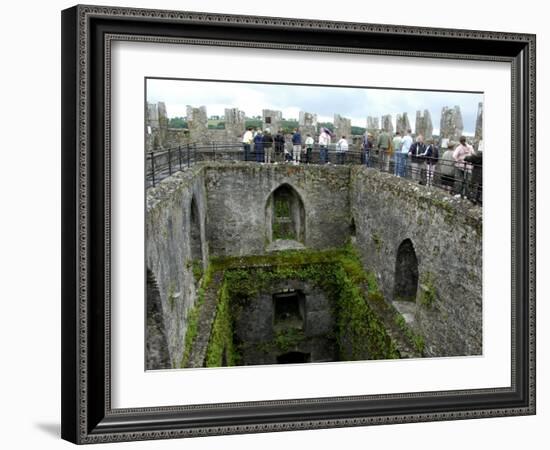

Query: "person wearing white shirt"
left=318, top=128, right=331, bottom=164
left=398, top=129, right=413, bottom=177
left=336, top=136, right=349, bottom=165
left=305, top=134, right=314, bottom=164
left=241, top=127, right=253, bottom=161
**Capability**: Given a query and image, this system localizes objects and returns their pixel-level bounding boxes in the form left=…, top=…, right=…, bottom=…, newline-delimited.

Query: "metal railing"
left=146, top=142, right=482, bottom=205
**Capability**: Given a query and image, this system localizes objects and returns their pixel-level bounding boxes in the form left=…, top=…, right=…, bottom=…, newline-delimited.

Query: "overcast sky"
left=147, top=78, right=483, bottom=135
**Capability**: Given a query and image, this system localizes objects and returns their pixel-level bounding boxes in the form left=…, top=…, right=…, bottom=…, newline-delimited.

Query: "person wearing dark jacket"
left=408, top=135, right=426, bottom=182
left=291, top=128, right=302, bottom=164
left=253, top=131, right=264, bottom=163
left=464, top=151, right=482, bottom=204
left=421, top=139, right=439, bottom=186
left=263, top=130, right=274, bottom=164
left=274, top=130, right=285, bottom=162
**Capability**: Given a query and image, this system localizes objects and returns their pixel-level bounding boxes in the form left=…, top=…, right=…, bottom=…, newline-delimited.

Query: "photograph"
left=144, top=78, right=484, bottom=370
left=57, top=3, right=536, bottom=444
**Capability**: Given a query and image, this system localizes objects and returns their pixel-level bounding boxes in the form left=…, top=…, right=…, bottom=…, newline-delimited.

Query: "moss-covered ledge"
left=182, top=245, right=423, bottom=368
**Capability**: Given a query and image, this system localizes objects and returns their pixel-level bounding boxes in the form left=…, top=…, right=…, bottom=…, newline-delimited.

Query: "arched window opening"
left=393, top=239, right=419, bottom=302
left=266, top=184, right=305, bottom=244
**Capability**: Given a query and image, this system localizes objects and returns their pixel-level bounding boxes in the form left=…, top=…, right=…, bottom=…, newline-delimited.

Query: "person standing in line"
left=253, top=129, right=264, bottom=163
left=318, top=127, right=331, bottom=164
left=376, top=129, right=391, bottom=171
left=304, top=133, right=314, bottom=164
left=439, top=143, right=456, bottom=193
left=408, top=135, right=426, bottom=182
left=274, top=129, right=285, bottom=163
left=365, top=132, right=374, bottom=167
left=452, top=136, right=474, bottom=197
left=242, top=127, right=253, bottom=161
left=464, top=148, right=483, bottom=204
left=263, top=129, right=274, bottom=164
left=399, top=129, right=413, bottom=177
left=284, top=133, right=293, bottom=162
left=392, top=131, right=403, bottom=175
left=421, top=138, right=439, bottom=187
left=336, top=135, right=349, bottom=165
left=291, top=128, right=302, bottom=165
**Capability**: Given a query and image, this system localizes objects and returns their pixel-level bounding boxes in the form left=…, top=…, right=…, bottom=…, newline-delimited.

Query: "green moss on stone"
left=419, top=272, right=437, bottom=309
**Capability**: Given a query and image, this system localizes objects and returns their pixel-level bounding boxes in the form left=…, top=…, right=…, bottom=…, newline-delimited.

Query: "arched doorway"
left=265, top=184, right=305, bottom=244
left=393, top=239, right=419, bottom=302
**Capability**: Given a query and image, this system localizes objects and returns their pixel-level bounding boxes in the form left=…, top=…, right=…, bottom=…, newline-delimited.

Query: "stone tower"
left=366, top=116, right=380, bottom=133
left=299, top=111, right=318, bottom=137
left=224, top=107, right=246, bottom=141
left=334, top=113, right=352, bottom=139
left=439, top=106, right=464, bottom=142
left=262, top=109, right=283, bottom=133
left=474, top=102, right=483, bottom=142
left=415, top=109, right=433, bottom=140
left=186, top=105, right=209, bottom=144
left=381, top=114, right=394, bottom=134
left=396, top=112, right=411, bottom=135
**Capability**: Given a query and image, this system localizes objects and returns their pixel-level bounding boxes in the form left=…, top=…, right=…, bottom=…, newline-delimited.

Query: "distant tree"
left=280, top=119, right=299, bottom=134
left=318, top=122, right=334, bottom=132
left=216, top=122, right=226, bottom=129
left=351, top=126, right=366, bottom=135
left=168, top=117, right=188, bottom=128
left=245, top=119, right=263, bottom=129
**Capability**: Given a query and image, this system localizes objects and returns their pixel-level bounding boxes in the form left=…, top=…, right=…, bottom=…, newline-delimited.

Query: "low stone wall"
left=350, top=167, right=482, bottom=357
left=145, top=167, right=209, bottom=368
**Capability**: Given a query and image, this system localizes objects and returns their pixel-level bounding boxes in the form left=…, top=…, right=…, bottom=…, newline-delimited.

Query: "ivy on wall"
left=194, top=245, right=404, bottom=367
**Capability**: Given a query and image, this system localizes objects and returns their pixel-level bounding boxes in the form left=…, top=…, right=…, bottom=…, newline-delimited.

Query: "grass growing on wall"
left=205, top=282, right=239, bottom=367
left=331, top=246, right=400, bottom=360
left=204, top=244, right=401, bottom=366
left=180, top=264, right=213, bottom=368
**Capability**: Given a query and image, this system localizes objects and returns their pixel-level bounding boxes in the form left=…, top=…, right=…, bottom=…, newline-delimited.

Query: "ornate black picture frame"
left=61, top=4, right=536, bottom=444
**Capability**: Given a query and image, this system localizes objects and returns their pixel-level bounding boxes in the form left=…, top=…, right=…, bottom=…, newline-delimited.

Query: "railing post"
left=168, top=148, right=172, bottom=175
left=150, top=152, right=156, bottom=187
left=178, top=145, right=182, bottom=170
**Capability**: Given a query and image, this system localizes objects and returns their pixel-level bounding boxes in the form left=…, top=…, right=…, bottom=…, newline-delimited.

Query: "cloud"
left=147, top=79, right=483, bottom=134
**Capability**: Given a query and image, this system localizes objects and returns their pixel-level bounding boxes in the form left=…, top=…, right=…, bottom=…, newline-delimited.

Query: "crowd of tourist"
left=241, top=126, right=482, bottom=203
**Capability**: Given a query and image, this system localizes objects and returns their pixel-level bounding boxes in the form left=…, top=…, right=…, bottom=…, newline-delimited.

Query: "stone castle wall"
left=145, top=167, right=209, bottom=368
left=203, top=164, right=351, bottom=256
left=147, top=163, right=482, bottom=363
left=350, top=168, right=482, bottom=357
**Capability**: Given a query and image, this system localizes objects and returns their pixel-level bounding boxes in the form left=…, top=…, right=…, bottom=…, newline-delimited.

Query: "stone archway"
left=393, top=238, right=419, bottom=302
left=265, top=184, right=305, bottom=244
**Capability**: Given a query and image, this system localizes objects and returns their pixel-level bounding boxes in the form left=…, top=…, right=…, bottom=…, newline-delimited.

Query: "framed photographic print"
left=61, top=4, right=536, bottom=444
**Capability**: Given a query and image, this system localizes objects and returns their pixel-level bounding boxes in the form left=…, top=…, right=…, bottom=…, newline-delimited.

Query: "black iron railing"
left=146, top=143, right=482, bottom=205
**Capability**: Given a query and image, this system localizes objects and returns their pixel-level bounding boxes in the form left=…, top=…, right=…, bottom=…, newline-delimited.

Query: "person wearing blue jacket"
left=253, top=130, right=264, bottom=162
